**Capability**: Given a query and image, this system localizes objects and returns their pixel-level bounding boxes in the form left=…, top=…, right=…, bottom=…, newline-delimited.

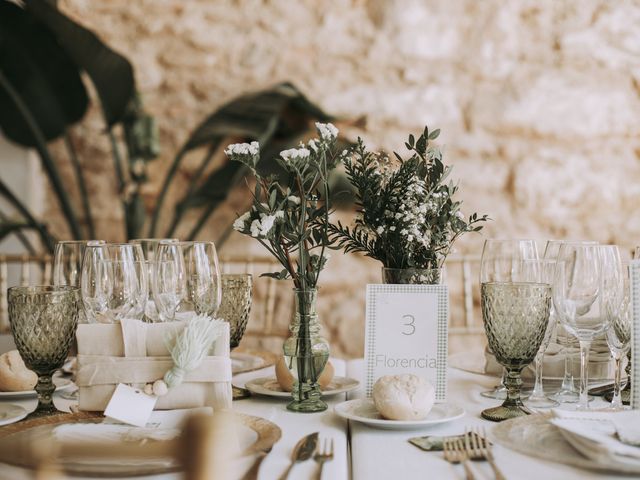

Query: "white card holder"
left=630, top=261, right=640, bottom=409
left=364, top=284, right=449, bottom=401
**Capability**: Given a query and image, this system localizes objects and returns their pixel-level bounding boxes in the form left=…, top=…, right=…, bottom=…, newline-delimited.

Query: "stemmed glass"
left=130, top=238, right=178, bottom=322
left=81, top=243, right=148, bottom=323
left=479, top=239, right=539, bottom=400
left=152, top=241, right=222, bottom=321
left=8, top=286, right=80, bottom=417
left=480, top=256, right=551, bottom=421
left=603, top=262, right=631, bottom=410
left=524, top=259, right=559, bottom=409
left=553, top=244, right=615, bottom=410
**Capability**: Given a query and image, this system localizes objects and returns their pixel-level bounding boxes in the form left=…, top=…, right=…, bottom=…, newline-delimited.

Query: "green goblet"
left=8, top=286, right=80, bottom=418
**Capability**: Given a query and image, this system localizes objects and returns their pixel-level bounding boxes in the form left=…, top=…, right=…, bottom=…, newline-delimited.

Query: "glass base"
left=286, top=398, right=328, bottom=413
left=481, top=404, right=532, bottom=422
left=481, top=387, right=532, bottom=400
left=525, top=396, right=559, bottom=409
left=26, top=405, right=68, bottom=420
left=550, top=388, right=580, bottom=403
left=605, top=390, right=630, bottom=406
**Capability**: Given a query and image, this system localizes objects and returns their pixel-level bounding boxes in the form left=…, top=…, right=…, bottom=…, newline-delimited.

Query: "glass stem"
left=560, top=347, right=574, bottom=392
left=578, top=340, right=591, bottom=409
left=503, top=367, right=526, bottom=409
left=611, top=353, right=623, bottom=409
left=35, top=373, right=56, bottom=412
left=532, top=352, right=544, bottom=398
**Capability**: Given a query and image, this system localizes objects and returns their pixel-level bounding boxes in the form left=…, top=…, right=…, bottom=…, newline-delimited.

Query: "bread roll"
left=372, top=374, right=435, bottom=420
left=275, top=357, right=334, bottom=392
left=0, top=350, right=37, bottom=392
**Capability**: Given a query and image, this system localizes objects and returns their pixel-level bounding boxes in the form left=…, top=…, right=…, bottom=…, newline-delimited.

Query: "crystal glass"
left=524, top=259, right=559, bottom=409
left=81, top=243, right=148, bottom=323
left=481, top=282, right=551, bottom=421
left=152, top=241, right=222, bottom=321
left=545, top=240, right=597, bottom=404
left=553, top=244, right=613, bottom=410
left=381, top=268, right=443, bottom=285
left=282, top=288, right=329, bottom=412
left=8, top=286, right=80, bottom=417
left=479, top=239, right=539, bottom=400
left=217, top=274, right=253, bottom=349
left=130, top=238, right=178, bottom=322
left=603, top=262, right=631, bottom=410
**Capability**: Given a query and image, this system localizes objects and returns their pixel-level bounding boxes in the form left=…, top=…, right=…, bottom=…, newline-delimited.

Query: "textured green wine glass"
left=8, top=286, right=80, bottom=418
left=481, top=282, right=551, bottom=422
left=217, top=274, right=253, bottom=349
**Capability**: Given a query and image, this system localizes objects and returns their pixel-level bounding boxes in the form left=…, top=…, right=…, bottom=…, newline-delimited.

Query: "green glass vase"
left=282, top=288, right=329, bottom=413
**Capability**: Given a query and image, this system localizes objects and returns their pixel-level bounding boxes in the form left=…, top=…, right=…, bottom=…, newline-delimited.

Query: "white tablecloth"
left=0, top=355, right=635, bottom=480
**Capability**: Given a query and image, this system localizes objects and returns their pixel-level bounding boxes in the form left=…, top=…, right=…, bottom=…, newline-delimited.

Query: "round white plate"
left=0, top=376, right=74, bottom=399
left=334, top=399, right=465, bottom=430
left=242, top=376, right=360, bottom=398
left=0, top=404, right=28, bottom=426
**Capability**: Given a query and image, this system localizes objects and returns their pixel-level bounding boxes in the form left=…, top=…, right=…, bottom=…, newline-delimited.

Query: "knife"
left=278, top=431, right=319, bottom=480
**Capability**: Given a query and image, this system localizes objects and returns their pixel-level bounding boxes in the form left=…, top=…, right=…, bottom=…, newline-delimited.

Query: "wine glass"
left=523, top=259, right=559, bottom=409
left=53, top=240, right=105, bottom=323
left=480, top=263, right=551, bottom=421
left=545, top=240, right=598, bottom=404
left=152, top=241, right=222, bottom=321
left=130, top=238, right=178, bottom=322
left=603, top=262, right=631, bottom=410
left=553, top=244, right=614, bottom=410
left=8, top=286, right=80, bottom=417
left=81, top=243, right=148, bottom=323
left=479, top=239, right=539, bottom=400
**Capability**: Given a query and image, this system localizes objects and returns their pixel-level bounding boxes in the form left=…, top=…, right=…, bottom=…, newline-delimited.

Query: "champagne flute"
left=130, top=238, right=179, bottom=322
left=603, top=262, right=631, bottom=410
left=152, top=241, right=222, bottom=321
left=524, top=259, right=559, bottom=409
left=479, top=239, right=539, bottom=400
left=81, top=243, right=147, bottom=323
left=553, top=244, right=613, bottom=410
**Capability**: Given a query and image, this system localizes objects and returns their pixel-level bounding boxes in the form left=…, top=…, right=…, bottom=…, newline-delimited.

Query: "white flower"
left=390, top=226, right=396, bottom=231
left=281, top=147, right=310, bottom=162
left=287, top=195, right=301, bottom=205
left=376, top=226, right=384, bottom=234
left=455, top=211, right=464, bottom=220
left=315, top=122, right=338, bottom=142
left=259, top=214, right=276, bottom=235
left=224, top=141, right=259, bottom=157
left=232, top=211, right=251, bottom=232
left=249, top=219, right=261, bottom=238
left=275, top=210, right=285, bottom=219
left=308, top=139, right=319, bottom=153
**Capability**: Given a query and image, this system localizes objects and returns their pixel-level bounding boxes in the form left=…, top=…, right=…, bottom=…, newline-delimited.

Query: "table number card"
left=364, top=284, right=448, bottom=401
left=630, top=261, right=640, bottom=409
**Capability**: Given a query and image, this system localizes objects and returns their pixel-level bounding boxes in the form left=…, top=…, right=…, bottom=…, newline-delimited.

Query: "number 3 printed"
left=402, top=314, right=415, bottom=335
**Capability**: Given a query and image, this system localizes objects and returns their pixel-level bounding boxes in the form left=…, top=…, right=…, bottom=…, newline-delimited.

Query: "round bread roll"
left=275, top=357, right=335, bottom=392
left=0, top=350, right=37, bottom=392
left=372, top=374, right=435, bottom=421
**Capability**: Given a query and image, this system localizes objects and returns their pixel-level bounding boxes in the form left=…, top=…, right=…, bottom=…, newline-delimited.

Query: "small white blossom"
left=281, top=147, right=310, bottom=162
left=287, top=195, right=301, bottom=205
left=275, top=210, right=285, bottom=219
left=249, top=219, right=261, bottom=238
left=315, top=122, right=339, bottom=142
left=232, top=211, right=251, bottom=232
left=224, top=141, right=259, bottom=157
left=259, top=215, right=276, bottom=235
left=455, top=211, right=464, bottom=220
left=308, top=139, right=319, bottom=153
left=376, top=226, right=384, bottom=234
left=390, top=226, right=396, bottom=231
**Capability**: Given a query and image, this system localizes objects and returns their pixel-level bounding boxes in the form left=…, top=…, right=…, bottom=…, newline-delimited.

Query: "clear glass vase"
left=282, top=288, right=330, bottom=413
left=382, top=268, right=443, bottom=285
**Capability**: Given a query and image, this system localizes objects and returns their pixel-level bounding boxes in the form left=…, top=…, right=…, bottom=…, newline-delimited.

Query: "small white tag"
left=104, top=384, right=158, bottom=427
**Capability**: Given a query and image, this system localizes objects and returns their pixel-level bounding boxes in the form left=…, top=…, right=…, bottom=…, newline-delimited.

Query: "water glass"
left=8, top=286, right=80, bottom=417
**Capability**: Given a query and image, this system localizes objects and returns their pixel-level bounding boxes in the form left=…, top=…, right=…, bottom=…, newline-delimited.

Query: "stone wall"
left=42, top=0, right=640, bottom=356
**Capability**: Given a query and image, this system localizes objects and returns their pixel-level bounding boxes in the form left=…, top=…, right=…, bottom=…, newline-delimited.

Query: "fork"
left=443, top=436, right=475, bottom=480
left=465, top=427, right=506, bottom=480
left=313, top=438, right=334, bottom=480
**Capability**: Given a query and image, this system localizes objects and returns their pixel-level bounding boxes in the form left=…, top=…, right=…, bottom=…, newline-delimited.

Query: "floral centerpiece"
left=329, top=126, right=488, bottom=284
left=224, top=122, right=340, bottom=412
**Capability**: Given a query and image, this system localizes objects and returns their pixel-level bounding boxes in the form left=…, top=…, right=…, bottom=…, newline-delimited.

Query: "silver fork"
left=443, top=436, right=475, bottom=480
left=465, top=427, right=506, bottom=480
left=313, top=438, right=334, bottom=480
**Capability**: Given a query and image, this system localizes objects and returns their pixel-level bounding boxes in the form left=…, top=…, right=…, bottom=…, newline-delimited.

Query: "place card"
left=630, top=261, right=640, bottom=409
left=364, top=284, right=448, bottom=401
left=104, top=383, right=158, bottom=427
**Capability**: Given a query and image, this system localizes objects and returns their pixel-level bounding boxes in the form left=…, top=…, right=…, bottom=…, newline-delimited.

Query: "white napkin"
left=550, top=409, right=640, bottom=469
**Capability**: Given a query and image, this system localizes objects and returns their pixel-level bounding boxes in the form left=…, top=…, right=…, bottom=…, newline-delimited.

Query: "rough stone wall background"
left=42, top=0, right=640, bottom=357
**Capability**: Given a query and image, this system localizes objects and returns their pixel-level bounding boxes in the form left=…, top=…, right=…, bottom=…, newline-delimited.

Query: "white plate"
left=0, top=376, right=74, bottom=399
left=334, top=399, right=465, bottom=430
left=0, top=404, right=28, bottom=426
left=242, top=376, right=360, bottom=398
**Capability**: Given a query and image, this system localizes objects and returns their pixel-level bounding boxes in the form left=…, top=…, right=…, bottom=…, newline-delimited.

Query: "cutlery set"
left=278, top=431, right=334, bottom=480
left=443, top=427, right=506, bottom=480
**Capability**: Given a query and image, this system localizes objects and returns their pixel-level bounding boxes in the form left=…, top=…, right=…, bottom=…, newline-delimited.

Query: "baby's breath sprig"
left=328, top=126, right=489, bottom=270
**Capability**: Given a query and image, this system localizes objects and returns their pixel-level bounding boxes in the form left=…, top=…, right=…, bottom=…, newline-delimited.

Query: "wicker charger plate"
left=232, top=348, right=278, bottom=374
left=0, top=411, right=281, bottom=477
left=492, top=413, right=640, bottom=475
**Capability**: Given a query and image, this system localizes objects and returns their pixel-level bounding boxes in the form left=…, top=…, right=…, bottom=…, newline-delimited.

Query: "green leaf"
left=428, top=128, right=440, bottom=140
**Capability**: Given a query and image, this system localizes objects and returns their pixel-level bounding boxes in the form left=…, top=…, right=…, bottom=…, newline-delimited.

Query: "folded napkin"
left=550, top=409, right=640, bottom=470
